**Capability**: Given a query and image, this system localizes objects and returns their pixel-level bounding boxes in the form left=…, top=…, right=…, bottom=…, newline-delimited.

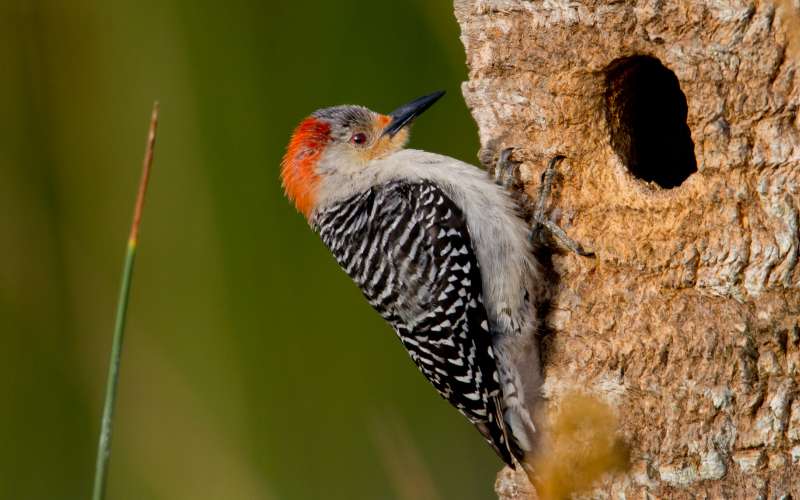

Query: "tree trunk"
left=454, top=0, right=800, bottom=497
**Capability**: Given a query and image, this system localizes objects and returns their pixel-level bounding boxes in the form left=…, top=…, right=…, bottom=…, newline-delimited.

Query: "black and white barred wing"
left=314, top=180, right=517, bottom=466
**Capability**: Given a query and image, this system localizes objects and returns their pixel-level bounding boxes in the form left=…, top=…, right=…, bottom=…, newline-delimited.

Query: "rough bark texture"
left=454, top=0, right=800, bottom=497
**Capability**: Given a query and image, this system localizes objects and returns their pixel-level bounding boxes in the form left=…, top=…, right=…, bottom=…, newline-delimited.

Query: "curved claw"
left=500, top=147, right=516, bottom=166
left=546, top=154, right=566, bottom=171
left=493, top=147, right=521, bottom=190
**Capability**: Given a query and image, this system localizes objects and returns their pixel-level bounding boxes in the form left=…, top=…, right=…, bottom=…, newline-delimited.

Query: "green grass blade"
left=91, top=102, right=159, bottom=500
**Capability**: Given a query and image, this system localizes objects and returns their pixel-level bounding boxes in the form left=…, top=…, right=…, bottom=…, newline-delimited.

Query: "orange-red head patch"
left=281, top=117, right=331, bottom=218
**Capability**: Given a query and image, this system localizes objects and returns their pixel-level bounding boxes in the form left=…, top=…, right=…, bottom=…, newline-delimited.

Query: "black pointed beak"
left=381, top=90, right=446, bottom=138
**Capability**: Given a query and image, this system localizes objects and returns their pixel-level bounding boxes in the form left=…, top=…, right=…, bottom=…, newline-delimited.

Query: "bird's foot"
left=491, top=149, right=594, bottom=257
left=530, top=156, right=594, bottom=257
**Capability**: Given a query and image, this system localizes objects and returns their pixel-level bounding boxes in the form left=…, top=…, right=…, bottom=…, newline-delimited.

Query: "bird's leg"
left=530, top=155, right=594, bottom=257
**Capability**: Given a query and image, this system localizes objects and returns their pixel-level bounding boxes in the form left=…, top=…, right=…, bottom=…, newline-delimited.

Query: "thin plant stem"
left=91, top=102, right=159, bottom=500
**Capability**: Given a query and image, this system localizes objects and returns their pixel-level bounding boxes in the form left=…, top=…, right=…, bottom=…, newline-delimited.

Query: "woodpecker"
left=281, top=91, right=588, bottom=468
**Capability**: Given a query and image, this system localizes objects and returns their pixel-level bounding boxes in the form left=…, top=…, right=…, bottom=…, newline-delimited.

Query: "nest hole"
left=605, top=55, right=697, bottom=189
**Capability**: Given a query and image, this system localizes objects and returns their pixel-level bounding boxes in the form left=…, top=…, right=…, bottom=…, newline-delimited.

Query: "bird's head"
left=281, top=91, right=445, bottom=217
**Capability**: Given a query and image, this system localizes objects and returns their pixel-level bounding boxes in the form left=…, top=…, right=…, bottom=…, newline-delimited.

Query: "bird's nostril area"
left=604, top=55, right=697, bottom=189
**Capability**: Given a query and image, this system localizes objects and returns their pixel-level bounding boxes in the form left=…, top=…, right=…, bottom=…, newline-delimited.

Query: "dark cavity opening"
left=605, top=55, right=697, bottom=189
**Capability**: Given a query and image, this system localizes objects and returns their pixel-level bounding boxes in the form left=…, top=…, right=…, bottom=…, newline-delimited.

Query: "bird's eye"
left=350, top=132, right=367, bottom=145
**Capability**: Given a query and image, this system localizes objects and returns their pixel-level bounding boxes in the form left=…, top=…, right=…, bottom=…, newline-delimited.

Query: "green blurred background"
left=0, top=1, right=496, bottom=498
